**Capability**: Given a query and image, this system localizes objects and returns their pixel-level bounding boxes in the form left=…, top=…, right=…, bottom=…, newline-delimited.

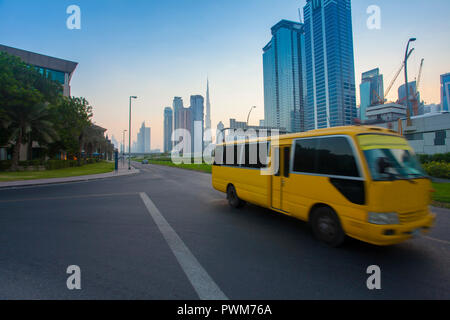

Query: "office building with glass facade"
left=0, top=44, right=78, bottom=97
left=303, top=0, right=357, bottom=130
left=441, top=73, right=450, bottom=112
left=173, top=97, right=184, bottom=130
left=359, top=68, right=384, bottom=121
left=263, top=20, right=306, bottom=133
left=137, top=122, right=151, bottom=153
left=190, top=95, right=205, bottom=154
left=164, top=107, right=173, bottom=153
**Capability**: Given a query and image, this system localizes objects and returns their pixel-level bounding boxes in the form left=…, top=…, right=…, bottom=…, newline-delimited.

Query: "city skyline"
left=1, top=0, right=450, bottom=149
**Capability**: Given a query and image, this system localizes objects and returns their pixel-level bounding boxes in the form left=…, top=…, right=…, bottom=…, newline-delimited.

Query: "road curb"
left=0, top=168, right=140, bottom=189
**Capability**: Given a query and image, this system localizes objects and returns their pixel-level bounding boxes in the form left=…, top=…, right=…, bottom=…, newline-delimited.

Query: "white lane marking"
left=139, top=192, right=228, bottom=300
left=423, top=236, right=450, bottom=245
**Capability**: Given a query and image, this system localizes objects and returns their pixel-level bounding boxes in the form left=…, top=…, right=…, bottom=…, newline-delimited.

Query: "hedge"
left=419, top=153, right=450, bottom=164
left=422, top=161, right=450, bottom=179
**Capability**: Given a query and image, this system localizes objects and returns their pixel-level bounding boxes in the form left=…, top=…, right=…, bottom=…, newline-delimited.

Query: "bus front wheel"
left=227, top=185, right=245, bottom=208
left=311, top=207, right=345, bottom=247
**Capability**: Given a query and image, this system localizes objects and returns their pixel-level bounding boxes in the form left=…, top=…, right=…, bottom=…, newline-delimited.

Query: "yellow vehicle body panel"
left=212, top=126, right=435, bottom=246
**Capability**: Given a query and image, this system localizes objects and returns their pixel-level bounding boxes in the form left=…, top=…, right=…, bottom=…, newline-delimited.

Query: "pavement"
left=0, top=162, right=449, bottom=299
left=0, top=160, right=139, bottom=189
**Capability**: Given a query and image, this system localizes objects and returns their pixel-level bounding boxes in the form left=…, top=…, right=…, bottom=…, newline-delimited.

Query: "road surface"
left=0, top=162, right=449, bottom=299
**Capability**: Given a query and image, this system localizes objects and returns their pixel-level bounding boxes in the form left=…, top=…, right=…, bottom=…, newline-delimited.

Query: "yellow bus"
left=212, top=126, right=435, bottom=247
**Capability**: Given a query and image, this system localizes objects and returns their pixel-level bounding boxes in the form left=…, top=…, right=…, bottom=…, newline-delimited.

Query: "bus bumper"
left=354, top=212, right=436, bottom=246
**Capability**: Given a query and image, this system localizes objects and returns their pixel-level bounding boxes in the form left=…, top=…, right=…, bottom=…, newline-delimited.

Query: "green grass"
left=432, top=183, right=450, bottom=207
left=138, top=159, right=212, bottom=174
left=0, top=161, right=115, bottom=182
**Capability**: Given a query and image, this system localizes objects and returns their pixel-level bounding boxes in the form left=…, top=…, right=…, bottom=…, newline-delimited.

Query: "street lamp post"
left=128, top=96, right=137, bottom=170
left=246, top=106, right=257, bottom=127
left=404, top=37, right=416, bottom=121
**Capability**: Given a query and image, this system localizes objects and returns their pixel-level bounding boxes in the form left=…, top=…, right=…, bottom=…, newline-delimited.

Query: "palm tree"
left=5, top=102, right=58, bottom=170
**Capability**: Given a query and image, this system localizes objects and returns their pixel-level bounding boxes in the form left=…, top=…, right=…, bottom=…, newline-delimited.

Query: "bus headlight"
left=368, top=212, right=400, bottom=225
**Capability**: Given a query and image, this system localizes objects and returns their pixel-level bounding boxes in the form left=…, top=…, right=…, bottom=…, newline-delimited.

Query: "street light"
left=129, top=96, right=138, bottom=170
left=404, top=37, right=416, bottom=121
left=246, top=106, right=257, bottom=126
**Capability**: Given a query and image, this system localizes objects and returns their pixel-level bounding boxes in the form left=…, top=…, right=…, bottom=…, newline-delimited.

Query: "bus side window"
left=274, top=148, right=280, bottom=176
left=283, top=147, right=290, bottom=178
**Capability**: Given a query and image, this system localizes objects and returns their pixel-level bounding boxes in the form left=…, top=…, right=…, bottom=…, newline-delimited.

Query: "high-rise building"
left=398, top=81, right=424, bottom=115
left=164, top=107, right=173, bottom=153
left=263, top=20, right=306, bottom=133
left=216, top=121, right=225, bottom=144
left=190, top=95, right=205, bottom=154
left=359, top=68, right=384, bottom=121
left=137, top=122, right=151, bottom=153
left=205, top=79, right=212, bottom=140
left=303, top=0, right=357, bottom=130
left=173, top=97, right=184, bottom=130
left=441, top=73, right=450, bottom=112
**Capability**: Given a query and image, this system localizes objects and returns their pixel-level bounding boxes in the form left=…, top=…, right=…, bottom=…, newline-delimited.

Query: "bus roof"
left=217, top=125, right=400, bottom=146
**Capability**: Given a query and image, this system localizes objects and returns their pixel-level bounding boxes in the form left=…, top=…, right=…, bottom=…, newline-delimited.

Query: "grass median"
left=432, top=183, right=450, bottom=208
left=0, top=161, right=115, bottom=182
left=136, top=159, right=212, bottom=174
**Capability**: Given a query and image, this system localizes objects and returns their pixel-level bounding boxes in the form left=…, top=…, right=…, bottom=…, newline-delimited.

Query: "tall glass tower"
left=303, top=0, right=357, bottom=130
left=359, top=68, right=384, bottom=121
left=441, top=73, right=450, bottom=112
left=190, top=95, right=204, bottom=154
left=263, top=20, right=307, bottom=133
left=164, top=107, right=173, bottom=153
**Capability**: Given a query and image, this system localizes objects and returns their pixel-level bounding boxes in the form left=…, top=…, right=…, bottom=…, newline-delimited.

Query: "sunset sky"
left=1, top=0, right=449, bottom=150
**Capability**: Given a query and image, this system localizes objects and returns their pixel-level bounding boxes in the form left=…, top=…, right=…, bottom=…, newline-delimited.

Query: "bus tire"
left=311, top=207, right=345, bottom=247
left=227, top=185, right=245, bottom=208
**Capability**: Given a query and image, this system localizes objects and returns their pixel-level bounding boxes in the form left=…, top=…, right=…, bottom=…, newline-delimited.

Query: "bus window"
left=283, top=147, right=290, bottom=178
left=293, top=139, right=318, bottom=174
left=293, top=136, right=360, bottom=178
left=316, top=137, right=360, bottom=177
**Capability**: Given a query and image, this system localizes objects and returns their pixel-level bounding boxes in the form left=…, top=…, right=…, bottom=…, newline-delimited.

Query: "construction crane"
left=410, top=58, right=424, bottom=116
left=384, top=48, right=415, bottom=101
left=415, top=58, right=424, bottom=96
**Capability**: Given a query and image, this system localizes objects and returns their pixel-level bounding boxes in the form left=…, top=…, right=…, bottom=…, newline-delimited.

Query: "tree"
left=0, top=52, right=62, bottom=168
left=48, top=97, right=93, bottom=161
left=4, top=102, right=58, bottom=169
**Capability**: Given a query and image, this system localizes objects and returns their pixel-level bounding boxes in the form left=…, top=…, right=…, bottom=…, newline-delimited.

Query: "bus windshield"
left=358, top=134, right=426, bottom=181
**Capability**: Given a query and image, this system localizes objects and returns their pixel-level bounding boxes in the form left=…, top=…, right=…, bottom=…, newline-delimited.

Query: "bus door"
left=271, top=147, right=281, bottom=210
left=271, top=146, right=291, bottom=212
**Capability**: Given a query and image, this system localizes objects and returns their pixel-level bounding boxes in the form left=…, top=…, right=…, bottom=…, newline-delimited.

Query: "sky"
left=1, top=0, right=450, bottom=150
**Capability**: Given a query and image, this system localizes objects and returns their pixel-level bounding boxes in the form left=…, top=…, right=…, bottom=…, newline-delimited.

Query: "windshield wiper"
left=387, top=173, right=417, bottom=184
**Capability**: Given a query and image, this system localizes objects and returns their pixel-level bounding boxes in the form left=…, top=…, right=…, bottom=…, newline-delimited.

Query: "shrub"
left=0, top=160, right=12, bottom=171
left=422, top=161, right=450, bottom=179
left=45, top=160, right=80, bottom=170
left=419, top=153, right=450, bottom=164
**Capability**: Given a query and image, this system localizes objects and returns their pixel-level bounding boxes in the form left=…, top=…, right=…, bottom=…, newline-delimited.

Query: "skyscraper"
left=263, top=20, right=306, bottom=133
left=173, top=97, right=184, bottom=130
left=303, top=0, right=357, bottom=130
left=205, top=79, right=212, bottom=140
left=441, top=73, right=450, bottom=112
left=216, top=121, right=225, bottom=144
left=137, top=122, right=151, bottom=153
left=190, top=95, right=205, bottom=154
left=164, top=107, right=173, bottom=153
left=359, top=68, right=384, bottom=121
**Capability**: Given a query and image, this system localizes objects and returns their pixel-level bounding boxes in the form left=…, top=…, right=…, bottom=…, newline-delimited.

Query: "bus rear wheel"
left=311, top=207, right=345, bottom=247
left=227, top=185, right=245, bottom=208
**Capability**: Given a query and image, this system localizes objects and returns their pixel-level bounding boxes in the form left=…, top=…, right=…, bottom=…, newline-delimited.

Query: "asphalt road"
left=0, top=162, right=449, bottom=299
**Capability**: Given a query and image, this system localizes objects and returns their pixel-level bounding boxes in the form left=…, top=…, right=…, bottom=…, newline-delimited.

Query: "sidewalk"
left=0, top=160, right=139, bottom=189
